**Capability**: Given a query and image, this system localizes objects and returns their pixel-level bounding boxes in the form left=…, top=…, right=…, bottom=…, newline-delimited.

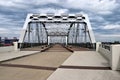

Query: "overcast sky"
left=0, top=0, right=120, bottom=42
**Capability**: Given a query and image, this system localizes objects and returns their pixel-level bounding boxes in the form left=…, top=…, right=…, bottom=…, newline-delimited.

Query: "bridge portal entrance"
left=19, top=13, right=96, bottom=48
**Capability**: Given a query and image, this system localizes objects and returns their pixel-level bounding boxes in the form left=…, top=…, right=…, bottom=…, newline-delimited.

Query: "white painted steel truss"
left=19, top=13, right=96, bottom=44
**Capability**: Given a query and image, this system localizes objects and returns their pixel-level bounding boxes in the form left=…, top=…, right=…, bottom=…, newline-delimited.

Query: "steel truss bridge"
left=19, top=13, right=96, bottom=49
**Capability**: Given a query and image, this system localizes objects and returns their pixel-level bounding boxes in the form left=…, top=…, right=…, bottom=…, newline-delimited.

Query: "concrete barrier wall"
left=111, top=45, right=120, bottom=70
left=97, top=42, right=120, bottom=70
left=98, top=46, right=111, bottom=61
left=0, top=46, right=14, bottom=53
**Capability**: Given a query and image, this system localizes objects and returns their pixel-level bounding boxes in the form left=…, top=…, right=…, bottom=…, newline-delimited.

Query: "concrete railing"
left=96, top=42, right=120, bottom=70
left=0, top=46, right=14, bottom=53
left=98, top=44, right=111, bottom=61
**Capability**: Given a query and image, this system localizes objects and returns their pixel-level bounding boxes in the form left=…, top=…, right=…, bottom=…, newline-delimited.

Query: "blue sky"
left=0, top=0, right=120, bottom=42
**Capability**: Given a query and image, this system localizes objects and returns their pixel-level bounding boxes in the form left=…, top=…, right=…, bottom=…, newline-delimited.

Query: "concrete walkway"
left=0, top=52, right=72, bottom=80
left=0, top=45, right=120, bottom=80
left=0, top=51, right=40, bottom=62
left=47, top=68, right=120, bottom=80
left=47, top=51, right=120, bottom=80
left=0, top=44, right=72, bottom=80
left=62, top=51, right=109, bottom=67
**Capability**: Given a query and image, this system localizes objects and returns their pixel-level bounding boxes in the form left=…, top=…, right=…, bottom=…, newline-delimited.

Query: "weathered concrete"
left=98, top=44, right=120, bottom=70
left=2, top=52, right=72, bottom=67
left=0, top=66, right=53, bottom=80
left=0, top=46, right=14, bottom=53
left=0, top=51, right=39, bottom=62
left=111, top=45, right=120, bottom=70
left=47, top=68, right=120, bottom=80
left=47, top=51, right=120, bottom=80
left=1, top=44, right=120, bottom=80
left=62, top=51, right=109, bottom=67
left=0, top=44, right=72, bottom=80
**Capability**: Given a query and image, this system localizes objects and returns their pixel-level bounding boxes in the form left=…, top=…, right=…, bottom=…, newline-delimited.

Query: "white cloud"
left=103, top=24, right=120, bottom=29
left=0, top=0, right=28, bottom=9
left=0, top=27, right=21, bottom=34
left=0, top=14, right=23, bottom=28
left=0, top=14, right=22, bottom=38
left=0, top=27, right=21, bottom=38
left=95, top=33, right=120, bottom=41
left=0, top=28, right=10, bottom=34
left=94, top=24, right=120, bottom=41
left=89, top=14, right=105, bottom=22
left=0, top=0, right=119, bottom=41
left=59, top=0, right=119, bottom=15
left=0, top=0, right=118, bottom=15
left=31, top=8, right=69, bottom=14
left=0, top=0, right=58, bottom=8
left=32, top=0, right=58, bottom=5
left=100, top=34, right=120, bottom=37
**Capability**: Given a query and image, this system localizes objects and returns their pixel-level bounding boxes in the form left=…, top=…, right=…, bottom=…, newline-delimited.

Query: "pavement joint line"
left=0, top=63, right=57, bottom=71
left=59, top=65, right=111, bottom=70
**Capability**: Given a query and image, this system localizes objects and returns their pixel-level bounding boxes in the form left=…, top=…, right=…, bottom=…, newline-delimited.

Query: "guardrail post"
left=111, top=45, right=120, bottom=70
left=13, top=42, right=19, bottom=51
left=96, top=42, right=101, bottom=52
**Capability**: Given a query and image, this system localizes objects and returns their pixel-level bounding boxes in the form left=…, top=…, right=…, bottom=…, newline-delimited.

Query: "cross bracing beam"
left=29, top=13, right=85, bottom=23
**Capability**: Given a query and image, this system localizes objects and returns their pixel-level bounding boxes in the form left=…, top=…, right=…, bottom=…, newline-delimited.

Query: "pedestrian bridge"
left=0, top=43, right=120, bottom=80
left=0, top=13, right=120, bottom=80
left=17, top=13, right=120, bottom=71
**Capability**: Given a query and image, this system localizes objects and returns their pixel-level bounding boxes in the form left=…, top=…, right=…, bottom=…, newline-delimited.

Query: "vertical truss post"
left=84, top=24, right=87, bottom=43
left=47, top=35, right=48, bottom=45
left=19, top=14, right=32, bottom=43
left=67, top=35, right=69, bottom=44
left=72, top=23, right=75, bottom=44
left=75, top=23, right=79, bottom=43
left=28, top=23, right=30, bottom=43
left=83, top=14, right=96, bottom=43
left=40, top=24, right=43, bottom=44
left=48, top=36, right=50, bottom=45
left=66, top=36, right=68, bottom=45
left=41, top=23, right=48, bottom=44
left=36, top=23, right=40, bottom=43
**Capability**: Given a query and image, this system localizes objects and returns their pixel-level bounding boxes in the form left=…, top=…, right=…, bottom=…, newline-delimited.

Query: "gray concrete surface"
left=0, top=51, right=71, bottom=80
left=47, top=68, right=120, bottom=80
left=1, top=45, right=119, bottom=80
left=0, top=44, right=72, bottom=80
left=47, top=51, right=120, bottom=80
left=0, top=46, right=14, bottom=53
left=62, top=51, right=109, bottom=67
left=0, top=66, right=53, bottom=80
left=0, top=51, right=39, bottom=62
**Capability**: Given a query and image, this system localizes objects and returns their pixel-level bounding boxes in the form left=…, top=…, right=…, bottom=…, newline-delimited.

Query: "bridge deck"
left=66, top=45, right=91, bottom=51
left=20, top=44, right=91, bottom=52
left=47, top=51, right=120, bottom=80
left=0, top=44, right=72, bottom=80
left=45, top=44, right=71, bottom=52
left=0, top=44, right=119, bottom=80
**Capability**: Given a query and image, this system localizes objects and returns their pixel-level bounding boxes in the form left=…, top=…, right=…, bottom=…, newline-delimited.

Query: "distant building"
left=0, top=37, right=1, bottom=42
left=3, top=37, right=19, bottom=46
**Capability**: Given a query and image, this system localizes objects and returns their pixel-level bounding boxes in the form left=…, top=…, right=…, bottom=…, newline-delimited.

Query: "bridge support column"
left=48, top=36, right=50, bottom=45
left=96, top=42, right=101, bottom=52
left=111, top=45, right=120, bottom=70
left=13, top=42, right=20, bottom=51
left=66, top=36, right=68, bottom=45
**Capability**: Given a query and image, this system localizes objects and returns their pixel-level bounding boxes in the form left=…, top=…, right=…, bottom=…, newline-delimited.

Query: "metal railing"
left=68, top=43, right=96, bottom=49
left=100, top=44, right=111, bottom=51
left=18, top=43, right=47, bottom=49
